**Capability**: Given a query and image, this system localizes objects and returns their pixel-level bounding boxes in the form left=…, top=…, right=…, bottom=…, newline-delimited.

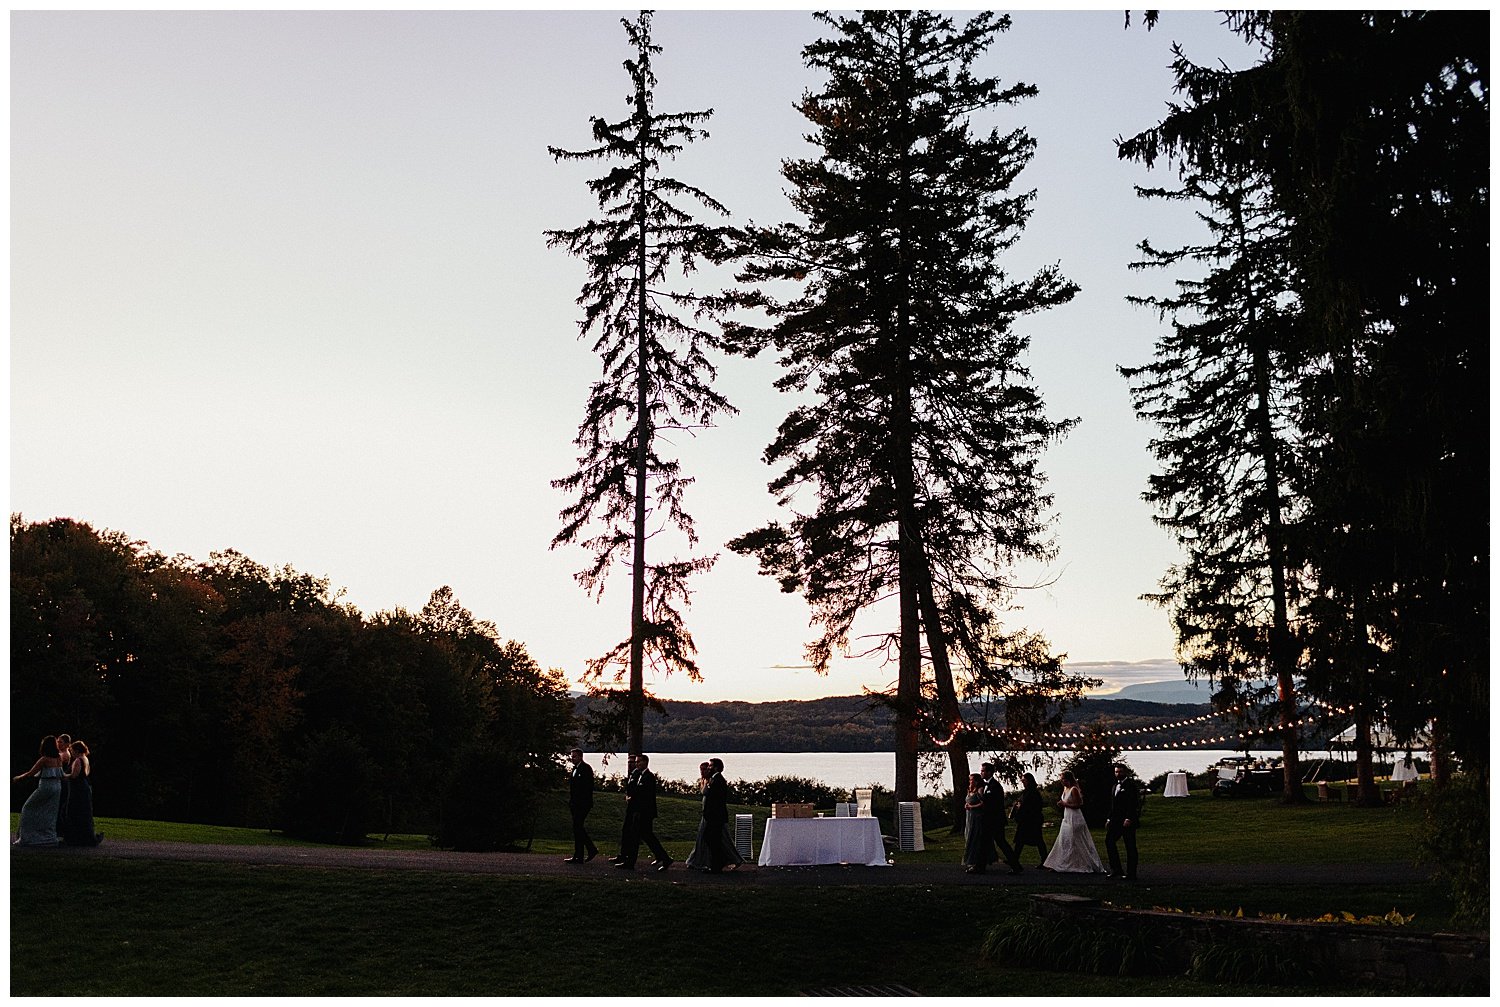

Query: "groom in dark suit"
left=1106, top=762, right=1141, bottom=880
left=702, top=757, right=731, bottom=872
left=980, top=762, right=1023, bottom=875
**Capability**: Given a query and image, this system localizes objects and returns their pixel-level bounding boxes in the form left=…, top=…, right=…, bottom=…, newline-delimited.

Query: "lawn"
left=8, top=786, right=1460, bottom=996
left=8, top=855, right=1451, bottom=997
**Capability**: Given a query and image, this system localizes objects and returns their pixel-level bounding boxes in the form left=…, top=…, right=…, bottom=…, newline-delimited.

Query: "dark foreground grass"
left=11, top=855, right=1452, bottom=996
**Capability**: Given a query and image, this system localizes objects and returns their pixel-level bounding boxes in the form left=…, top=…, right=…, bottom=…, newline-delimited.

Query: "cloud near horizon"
left=1069, top=658, right=1186, bottom=695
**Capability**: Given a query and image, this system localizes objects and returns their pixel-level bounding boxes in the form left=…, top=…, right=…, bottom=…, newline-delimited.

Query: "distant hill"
left=1096, top=679, right=1213, bottom=705
left=573, top=692, right=1212, bottom=753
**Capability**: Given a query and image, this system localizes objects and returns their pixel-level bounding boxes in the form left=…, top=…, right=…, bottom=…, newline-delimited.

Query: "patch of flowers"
left=1132, top=904, right=1414, bottom=927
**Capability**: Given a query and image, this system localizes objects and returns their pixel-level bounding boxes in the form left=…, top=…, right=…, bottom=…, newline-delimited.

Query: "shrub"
left=434, top=744, right=550, bottom=852
left=277, top=725, right=378, bottom=845
left=980, top=916, right=1167, bottom=977
left=728, top=774, right=844, bottom=808
left=1417, top=770, right=1488, bottom=929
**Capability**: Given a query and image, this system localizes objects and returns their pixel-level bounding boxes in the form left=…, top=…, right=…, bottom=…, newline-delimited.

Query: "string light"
left=922, top=702, right=1359, bottom=751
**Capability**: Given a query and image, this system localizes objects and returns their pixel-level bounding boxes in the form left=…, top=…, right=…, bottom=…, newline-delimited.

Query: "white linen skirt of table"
left=1391, top=760, right=1419, bottom=783
left=1163, top=772, right=1191, bottom=798
left=757, top=816, right=889, bottom=867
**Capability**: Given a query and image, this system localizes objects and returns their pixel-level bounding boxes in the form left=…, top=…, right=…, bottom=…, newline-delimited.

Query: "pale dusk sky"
left=11, top=9, right=1260, bottom=702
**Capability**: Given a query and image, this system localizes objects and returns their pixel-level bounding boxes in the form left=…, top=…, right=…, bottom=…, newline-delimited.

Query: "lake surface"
left=584, top=749, right=1328, bottom=796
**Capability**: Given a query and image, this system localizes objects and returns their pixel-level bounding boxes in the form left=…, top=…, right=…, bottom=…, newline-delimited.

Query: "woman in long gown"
left=62, top=741, right=103, bottom=847
left=13, top=735, right=65, bottom=846
left=1042, top=770, right=1106, bottom=874
left=1011, top=772, right=1048, bottom=866
left=686, top=761, right=744, bottom=871
left=961, top=773, right=995, bottom=874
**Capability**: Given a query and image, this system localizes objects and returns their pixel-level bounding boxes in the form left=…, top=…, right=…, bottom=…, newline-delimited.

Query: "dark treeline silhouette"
left=572, top=694, right=1244, bottom=753
left=10, top=515, right=574, bottom=847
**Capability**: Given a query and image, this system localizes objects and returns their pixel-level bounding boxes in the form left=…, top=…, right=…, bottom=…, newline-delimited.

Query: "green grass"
left=862, top=786, right=1427, bottom=867
left=9, top=855, right=1450, bottom=996
left=9, top=815, right=435, bottom=850
left=19, top=784, right=1424, bottom=866
left=9, top=785, right=1462, bottom=995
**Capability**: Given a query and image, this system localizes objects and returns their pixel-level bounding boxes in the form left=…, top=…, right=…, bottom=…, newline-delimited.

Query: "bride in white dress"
left=1043, top=770, right=1107, bottom=873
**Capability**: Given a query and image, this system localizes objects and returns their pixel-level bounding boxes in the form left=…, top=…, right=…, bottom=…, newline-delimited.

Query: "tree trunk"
left=1352, top=702, right=1381, bottom=807
left=1429, top=717, right=1450, bottom=787
left=914, top=543, right=970, bottom=832
left=627, top=83, right=651, bottom=758
left=1240, top=200, right=1305, bottom=805
left=893, top=484, right=921, bottom=803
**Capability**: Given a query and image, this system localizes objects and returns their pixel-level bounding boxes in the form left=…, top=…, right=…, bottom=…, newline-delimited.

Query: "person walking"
left=1011, top=772, right=1048, bottom=866
left=61, top=740, right=103, bottom=847
left=616, top=754, right=672, bottom=872
left=1105, top=762, right=1141, bottom=880
left=961, top=773, right=994, bottom=874
left=1042, top=770, right=1107, bottom=874
left=13, top=736, right=65, bottom=846
left=701, top=757, right=731, bottom=872
left=980, top=762, right=1022, bottom=874
left=563, top=748, right=598, bottom=863
left=611, top=754, right=639, bottom=864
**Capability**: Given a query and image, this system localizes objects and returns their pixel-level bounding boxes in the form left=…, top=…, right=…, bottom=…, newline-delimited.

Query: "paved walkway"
left=14, top=839, right=1433, bottom=888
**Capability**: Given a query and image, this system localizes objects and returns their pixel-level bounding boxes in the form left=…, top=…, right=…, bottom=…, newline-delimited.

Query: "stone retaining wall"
left=1030, top=893, right=1487, bottom=992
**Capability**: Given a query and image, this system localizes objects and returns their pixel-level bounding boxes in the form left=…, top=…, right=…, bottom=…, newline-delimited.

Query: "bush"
left=434, top=744, right=549, bottom=852
left=981, top=916, right=1166, bottom=977
left=727, top=774, right=845, bottom=808
left=277, top=725, right=379, bottom=845
left=1417, top=770, right=1488, bottom=929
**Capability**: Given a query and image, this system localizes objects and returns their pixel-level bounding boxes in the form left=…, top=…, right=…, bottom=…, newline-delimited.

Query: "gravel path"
left=13, top=839, right=1433, bottom=888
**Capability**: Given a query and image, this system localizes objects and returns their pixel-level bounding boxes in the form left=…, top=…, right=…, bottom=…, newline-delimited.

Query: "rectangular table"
left=758, top=816, right=888, bottom=867
left=1163, top=772, right=1191, bottom=798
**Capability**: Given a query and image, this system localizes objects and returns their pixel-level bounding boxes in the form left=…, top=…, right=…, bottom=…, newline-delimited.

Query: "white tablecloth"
left=1391, top=759, right=1419, bottom=782
left=1163, top=772, right=1191, bottom=798
left=758, top=817, right=888, bottom=867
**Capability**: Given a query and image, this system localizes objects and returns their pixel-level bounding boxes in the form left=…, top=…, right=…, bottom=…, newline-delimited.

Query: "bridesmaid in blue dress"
left=62, top=740, right=103, bottom=846
left=13, top=735, right=65, bottom=845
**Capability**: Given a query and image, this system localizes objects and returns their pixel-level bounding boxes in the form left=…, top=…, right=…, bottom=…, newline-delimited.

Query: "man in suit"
left=702, top=757, right=731, bottom=872
left=610, top=754, right=638, bottom=864
left=1106, top=762, right=1141, bottom=880
left=980, top=762, right=1023, bottom=875
left=616, top=753, right=674, bottom=872
left=563, top=748, right=598, bottom=863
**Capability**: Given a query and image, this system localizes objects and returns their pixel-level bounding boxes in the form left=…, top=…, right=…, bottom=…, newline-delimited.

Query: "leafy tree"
left=1118, top=159, right=1310, bottom=802
left=12, top=516, right=575, bottom=841
left=726, top=10, right=1081, bottom=804
left=545, top=11, right=733, bottom=757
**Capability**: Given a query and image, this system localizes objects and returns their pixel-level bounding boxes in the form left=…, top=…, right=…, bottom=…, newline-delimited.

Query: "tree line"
left=573, top=694, right=1241, bottom=753
left=10, top=516, right=575, bottom=848
left=545, top=10, right=1486, bottom=829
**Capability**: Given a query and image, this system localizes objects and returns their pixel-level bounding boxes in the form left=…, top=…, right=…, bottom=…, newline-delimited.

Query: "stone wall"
left=1029, top=893, right=1487, bottom=992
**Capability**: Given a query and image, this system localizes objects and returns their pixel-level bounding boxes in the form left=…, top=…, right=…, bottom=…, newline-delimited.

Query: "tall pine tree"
left=1120, top=11, right=1487, bottom=788
left=1119, top=161, right=1310, bottom=802
left=726, top=10, right=1082, bottom=804
left=546, top=11, right=732, bottom=756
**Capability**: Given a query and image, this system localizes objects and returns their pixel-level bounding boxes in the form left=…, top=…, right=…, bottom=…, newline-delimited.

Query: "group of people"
left=564, top=750, right=743, bottom=874
left=963, top=761, right=1139, bottom=880
left=13, top=733, right=103, bottom=848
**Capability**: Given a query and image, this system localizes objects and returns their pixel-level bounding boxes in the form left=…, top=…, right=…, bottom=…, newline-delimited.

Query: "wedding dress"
left=1042, top=785, right=1106, bottom=873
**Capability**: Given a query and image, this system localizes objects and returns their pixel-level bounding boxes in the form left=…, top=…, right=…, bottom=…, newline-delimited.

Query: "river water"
left=582, top=749, right=1340, bottom=795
